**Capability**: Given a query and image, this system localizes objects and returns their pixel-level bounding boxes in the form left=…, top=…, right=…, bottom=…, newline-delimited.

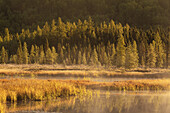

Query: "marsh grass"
left=0, top=64, right=169, bottom=78
left=0, top=79, right=90, bottom=104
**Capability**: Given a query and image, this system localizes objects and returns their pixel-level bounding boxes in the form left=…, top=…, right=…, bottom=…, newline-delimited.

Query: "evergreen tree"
left=17, top=41, right=23, bottom=64
left=1, top=46, right=6, bottom=63
left=0, top=36, right=3, bottom=42
left=132, top=41, right=139, bottom=68
left=37, top=25, right=42, bottom=37
left=90, top=48, right=100, bottom=66
left=29, top=45, right=35, bottom=63
left=82, top=52, right=87, bottom=65
left=46, top=48, right=53, bottom=64
left=39, top=45, right=45, bottom=64
left=78, top=51, right=82, bottom=64
left=147, top=43, right=156, bottom=68
left=110, top=43, right=116, bottom=65
left=116, top=30, right=126, bottom=67
left=52, top=46, right=58, bottom=64
left=4, top=28, right=10, bottom=42
left=154, top=32, right=164, bottom=67
left=23, top=42, right=29, bottom=64
left=34, top=45, right=40, bottom=63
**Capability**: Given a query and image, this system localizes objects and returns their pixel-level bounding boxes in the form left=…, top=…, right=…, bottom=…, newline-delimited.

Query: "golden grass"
left=63, top=79, right=170, bottom=91
left=0, top=79, right=89, bottom=104
left=0, top=64, right=169, bottom=78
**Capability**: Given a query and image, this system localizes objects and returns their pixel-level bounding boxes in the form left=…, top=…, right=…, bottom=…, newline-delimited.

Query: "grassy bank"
left=0, top=64, right=169, bottom=78
left=0, top=79, right=170, bottom=113
left=64, top=79, right=170, bottom=91
left=0, top=79, right=89, bottom=104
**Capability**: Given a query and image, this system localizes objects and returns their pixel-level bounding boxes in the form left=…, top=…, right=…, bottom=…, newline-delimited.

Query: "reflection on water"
left=2, top=91, right=170, bottom=113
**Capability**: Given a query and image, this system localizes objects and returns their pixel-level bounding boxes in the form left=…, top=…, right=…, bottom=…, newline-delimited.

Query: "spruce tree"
left=78, top=51, right=82, bottom=64
left=39, top=45, right=45, bottom=64
left=154, top=32, right=164, bottom=67
left=17, top=41, right=23, bottom=64
left=23, top=42, right=29, bottom=64
left=46, top=48, right=53, bottom=64
left=116, top=30, right=126, bottom=67
left=90, top=48, right=100, bottom=66
left=82, top=52, right=87, bottom=65
left=147, top=43, right=156, bottom=68
left=111, top=43, right=116, bottom=65
left=0, top=36, right=3, bottom=42
left=132, top=41, right=139, bottom=68
left=125, top=42, right=134, bottom=69
left=37, top=25, right=42, bottom=37
left=34, top=45, right=40, bottom=64
left=29, top=45, right=35, bottom=63
left=52, top=46, right=58, bottom=64
left=4, top=28, right=10, bottom=42
left=1, top=46, right=6, bottom=64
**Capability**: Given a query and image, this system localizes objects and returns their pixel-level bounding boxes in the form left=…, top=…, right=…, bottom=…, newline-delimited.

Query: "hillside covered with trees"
left=0, top=17, right=169, bottom=68
left=0, top=0, right=170, bottom=33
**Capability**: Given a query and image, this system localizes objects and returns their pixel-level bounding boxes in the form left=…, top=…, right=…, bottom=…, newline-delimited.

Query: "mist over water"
left=6, top=91, right=170, bottom=113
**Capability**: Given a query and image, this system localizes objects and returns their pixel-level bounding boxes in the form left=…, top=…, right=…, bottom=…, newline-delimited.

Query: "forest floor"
left=0, top=64, right=169, bottom=78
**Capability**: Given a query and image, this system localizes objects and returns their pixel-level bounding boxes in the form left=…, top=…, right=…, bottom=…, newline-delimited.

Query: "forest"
left=0, top=17, right=169, bottom=68
left=0, top=0, right=170, bottom=33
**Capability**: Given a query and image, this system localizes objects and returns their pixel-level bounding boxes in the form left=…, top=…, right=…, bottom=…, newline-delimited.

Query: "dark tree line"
left=0, top=0, right=170, bottom=33
left=0, top=17, right=169, bottom=68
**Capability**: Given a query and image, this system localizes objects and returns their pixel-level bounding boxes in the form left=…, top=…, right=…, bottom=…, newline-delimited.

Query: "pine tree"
left=132, top=41, right=139, bottom=68
left=37, top=25, right=42, bottom=37
left=82, top=52, right=87, bottom=65
left=4, top=28, right=10, bottom=42
left=29, top=45, right=35, bottom=63
left=0, top=36, right=3, bottom=42
left=34, top=45, right=39, bottom=63
left=1, top=46, right=6, bottom=64
left=46, top=48, right=53, bottom=64
left=51, top=19, right=57, bottom=36
left=90, top=48, right=100, bottom=66
left=103, top=52, right=108, bottom=66
left=43, top=22, right=50, bottom=36
left=116, top=30, right=126, bottom=67
left=23, top=42, right=29, bottom=64
left=78, top=51, right=82, bottom=64
left=154, top=32, right=164, bottom=67
left=52, top=46, right=58, bottom=64
left=17, top=41, right=23, bottom=64
left=110, top=43, right=116, bottom=65
left=39, top=45, right=45, bottom=64
left=125, top=42, right=134, bottom=69
left=147, top=43, right=156, bottom=68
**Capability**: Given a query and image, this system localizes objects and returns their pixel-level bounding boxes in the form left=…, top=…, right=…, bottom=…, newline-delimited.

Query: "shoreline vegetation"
left=0, top=79, right=170, bottom=104
left=0, top=64, right=169, bottom=78
left=0, top=64, right=169, bottom=112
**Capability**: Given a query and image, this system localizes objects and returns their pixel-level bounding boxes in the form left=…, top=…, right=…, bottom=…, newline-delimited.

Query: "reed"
left=0, top=79, right=89, bottom=104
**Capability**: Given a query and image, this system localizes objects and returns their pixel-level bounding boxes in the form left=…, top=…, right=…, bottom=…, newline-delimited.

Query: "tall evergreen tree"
left=46, top=48, right=53, bottom=64
left=39, top=45, right=45, bottom=64
left=147, top=42, right=156, bottom=68
left=116, top=30, right=126, bottom=67
left=29, top=45, right=35, bottom=63
left=82, top=52, right=87, bottom=65
left=1, top=46, right=6, bottom=64
left=89, top=48, right=100, bottom=66
left=154, top=32, right=164, bottom=67
left=52, top=46, right=58, bottom=64
left=78, top=51, right=82, bottom=64
left=23, top=42, right=29, bottom=64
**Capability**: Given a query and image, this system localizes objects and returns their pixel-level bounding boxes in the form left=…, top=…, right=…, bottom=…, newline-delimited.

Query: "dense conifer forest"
left=0, top=0, right=170, bottom=33
left=0, top=0, right=169, bottom=68
left=0, top=17, right=169, bottom=68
